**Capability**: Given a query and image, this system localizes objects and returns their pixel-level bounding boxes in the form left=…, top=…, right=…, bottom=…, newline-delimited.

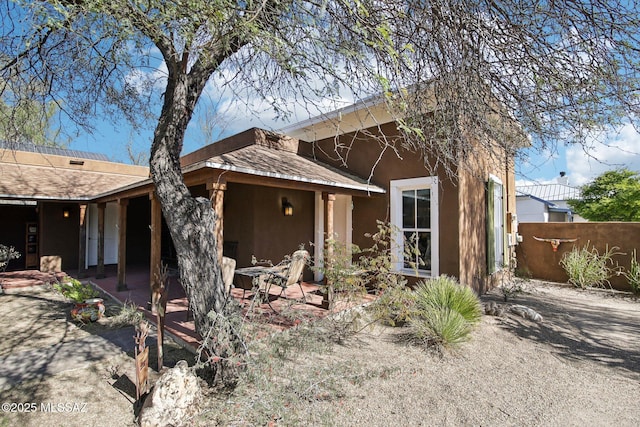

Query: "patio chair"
left=260, top=249, right=310, bottom=305
left=222, top=256, right=236, bottom=296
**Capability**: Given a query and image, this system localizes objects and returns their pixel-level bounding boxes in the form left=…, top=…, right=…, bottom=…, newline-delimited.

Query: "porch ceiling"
left=184, top=144, right=385, bottom=195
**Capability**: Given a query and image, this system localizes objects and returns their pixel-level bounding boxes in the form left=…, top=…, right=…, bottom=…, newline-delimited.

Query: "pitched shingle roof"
left=0, top=149, right=149, bottom=201
left=182, top=128, right=385, bottom=194
left=190, top=144, right=384, bottom=194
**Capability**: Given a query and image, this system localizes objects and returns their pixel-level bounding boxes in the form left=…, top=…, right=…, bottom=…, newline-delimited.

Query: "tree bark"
left=148, top=66, right=225, bottom=337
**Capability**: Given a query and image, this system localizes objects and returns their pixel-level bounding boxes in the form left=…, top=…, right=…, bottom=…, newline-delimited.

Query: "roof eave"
left=0, top=193, right=92, bottom=202
left=184, top=160, right=386, bottom=194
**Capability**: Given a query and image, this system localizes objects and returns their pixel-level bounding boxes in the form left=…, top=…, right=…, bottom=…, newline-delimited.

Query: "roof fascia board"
left=90, top=177, right=154, bottom=202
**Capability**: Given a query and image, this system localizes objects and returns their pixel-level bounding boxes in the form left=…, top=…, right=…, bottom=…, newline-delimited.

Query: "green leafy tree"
left=0, top=80, right=61, bottom=146
left=1, top=0, right=640, bottom=340
left=569, top=169, right=640, bottom=221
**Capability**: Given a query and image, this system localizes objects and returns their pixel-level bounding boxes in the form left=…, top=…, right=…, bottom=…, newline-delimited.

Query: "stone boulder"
left=139, top=360, right=201, bottom=427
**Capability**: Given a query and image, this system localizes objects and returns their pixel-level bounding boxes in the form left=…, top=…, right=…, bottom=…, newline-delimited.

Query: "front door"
left=86, top=202, right=119, bottom=267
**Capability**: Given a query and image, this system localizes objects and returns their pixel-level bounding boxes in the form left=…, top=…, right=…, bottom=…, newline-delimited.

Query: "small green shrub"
left=560, top=243, right=619, bottom=289
left=407, top=276, right=482, bottom=347
left=624, top=249, right=640, bottom=295
left=413, top=276, right=482, bottom=324
left=53, top=276, right=98, bottom=303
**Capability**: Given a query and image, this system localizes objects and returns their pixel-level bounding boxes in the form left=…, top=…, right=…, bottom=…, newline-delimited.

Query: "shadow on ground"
left=482, top=283, right=640, bottom=379
left=0, top=287, right=195, bottom=403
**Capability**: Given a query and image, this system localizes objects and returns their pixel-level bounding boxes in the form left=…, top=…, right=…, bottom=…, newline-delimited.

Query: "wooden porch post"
left=96, top=202, right=106, bottom=279
left=207, top=177, right=227, bottom=265
left=149, top=191, right=162, bottom=290
left=322, top=192, right=336, bottom=307
left=117, top=199, right=128, bottom=291
left=77, top=204, right=88, bottom=278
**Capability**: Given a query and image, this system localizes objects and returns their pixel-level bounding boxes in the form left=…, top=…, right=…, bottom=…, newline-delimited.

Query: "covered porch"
left=83, top=128, right=385, bottom=309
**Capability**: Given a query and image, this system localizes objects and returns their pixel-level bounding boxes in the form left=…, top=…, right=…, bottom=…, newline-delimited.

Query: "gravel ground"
left=1, top=281, right=639, bottom=426
left=292, top=281, right=640, bottom=426
left=197, top=280, right=640, bottom=426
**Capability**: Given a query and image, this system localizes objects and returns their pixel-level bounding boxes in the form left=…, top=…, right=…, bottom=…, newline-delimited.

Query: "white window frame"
left=390, top=177, right=439, bottom=277
left=488, top=174, right=505, bottom=273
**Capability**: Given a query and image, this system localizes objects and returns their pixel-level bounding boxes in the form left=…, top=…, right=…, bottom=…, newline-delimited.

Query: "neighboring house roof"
left=0, top=149, right=149, bottom=201
left=516, top=183, right=581, bottom=202
left=515, top=190, right=556, bottom=206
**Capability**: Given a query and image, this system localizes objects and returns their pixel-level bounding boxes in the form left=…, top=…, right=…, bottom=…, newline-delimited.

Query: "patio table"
left=233, top=265, right=283, bottom=293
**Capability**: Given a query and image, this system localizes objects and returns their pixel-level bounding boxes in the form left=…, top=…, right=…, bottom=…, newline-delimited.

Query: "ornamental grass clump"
left=407, top=276, right=482, bottom=347
left=624, top=249, right=640, bottom=295
left=560, top=243, right=619, bottom=289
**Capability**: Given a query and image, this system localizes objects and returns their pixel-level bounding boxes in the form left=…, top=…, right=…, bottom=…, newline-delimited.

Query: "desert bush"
left=107, top=301, right=144, bottom=328
left=560, top=243, right=620, bottom=289
left=624, top=249, right=640, bottom=295
left=498, top=268, right=527, bottom=302
left=0, top=244, right=20, bottom=271
left=369, top=285, right=417, bottom=326
left=312, top=238, right=368, bottom=310
left=407, top=276, right=482, bottom=347
left=53, top=276, right=98, bottom=303
left=200, top=318, right=395, bottom=426
left=409, top=307, right=473, bottom=347
left=316, top=222, right=418, bottom=332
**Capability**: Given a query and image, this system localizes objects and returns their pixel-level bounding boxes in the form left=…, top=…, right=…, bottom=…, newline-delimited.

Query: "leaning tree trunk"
left=149, top=65, right=226, bottom=337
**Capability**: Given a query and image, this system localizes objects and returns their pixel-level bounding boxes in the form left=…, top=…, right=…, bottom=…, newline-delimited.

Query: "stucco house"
left=0, top=100, right=517, bottom=294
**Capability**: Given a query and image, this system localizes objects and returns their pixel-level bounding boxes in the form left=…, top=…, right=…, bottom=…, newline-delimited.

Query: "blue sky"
left=517, top=123, right=640, bottom=186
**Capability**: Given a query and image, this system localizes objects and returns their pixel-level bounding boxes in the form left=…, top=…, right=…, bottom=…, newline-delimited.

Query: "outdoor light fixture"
left=282, top=198, right=294, bottom=216
left=63, top=209, right=70, bottom=218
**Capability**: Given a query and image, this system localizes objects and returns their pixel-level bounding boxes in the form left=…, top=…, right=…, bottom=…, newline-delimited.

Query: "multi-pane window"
left=402, top=189, right=432, bottom=271
left=390, top=177, right=438, bottom=277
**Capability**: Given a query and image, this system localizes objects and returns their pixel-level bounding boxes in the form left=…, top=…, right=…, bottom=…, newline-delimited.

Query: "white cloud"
left=566, top=123, right=640, bottom=185
left=195, top=55, right=368, bottom=139
left=125, top=61, right=168, bottom=94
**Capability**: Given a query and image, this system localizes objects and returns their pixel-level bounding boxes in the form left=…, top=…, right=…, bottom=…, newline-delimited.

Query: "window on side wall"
left=487, top=175, right=505, bottom=274
left=390, top=177, right=439, bottom=277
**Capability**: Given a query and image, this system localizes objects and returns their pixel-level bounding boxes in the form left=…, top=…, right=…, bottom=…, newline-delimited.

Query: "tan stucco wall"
left=457, top=168, right=488, bottom=291
left=40, top=202, right=80, bottom=271
left=300, top=120, right=517, bottom=293
left=0, top=149, right=148, bottom=176
left=457, top=147, right=516, bottom=293
left=223, top=182, right=315, bottom=277
left=516, top=222, right=640, bottom=290
left=300, top=122, right=463, bottom=279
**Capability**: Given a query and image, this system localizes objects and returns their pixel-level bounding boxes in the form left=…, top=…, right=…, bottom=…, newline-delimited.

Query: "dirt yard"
left=1, top=280, right=639, bottom=426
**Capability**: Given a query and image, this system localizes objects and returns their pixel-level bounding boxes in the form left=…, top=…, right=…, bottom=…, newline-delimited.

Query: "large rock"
left=139, top=360, right=201, bottom=427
